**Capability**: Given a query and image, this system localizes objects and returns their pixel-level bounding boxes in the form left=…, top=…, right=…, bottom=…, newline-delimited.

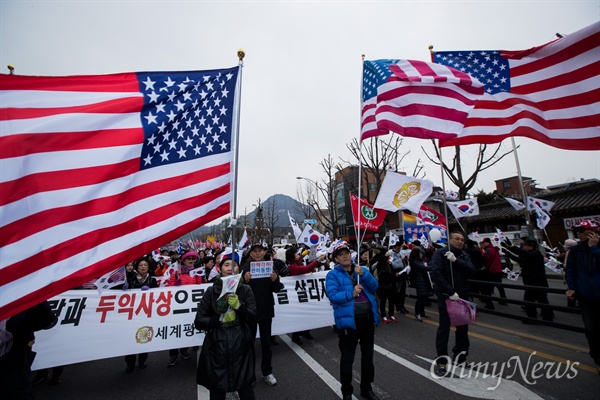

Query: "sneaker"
left=263, top=374, right=277, bottom=386
left=399, top=308, right=409, bottom=315
left=180, top=349, right=191, bottom=360
left=382, top=317, right=389, bottom=324
left=389, top=316, right=398, bottom=323
left=434, top=363, right=449, bottom=377
left=360, top=390, right=381, bottom=400
left=167, top=354, right=178, bottom=367
left=415, top=314, right=423, bottom=322
left=421, top=314, right=431, bottom=319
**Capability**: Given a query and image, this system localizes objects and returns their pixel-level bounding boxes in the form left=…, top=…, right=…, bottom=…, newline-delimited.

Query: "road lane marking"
left=398, top=310, right=597, bottom=374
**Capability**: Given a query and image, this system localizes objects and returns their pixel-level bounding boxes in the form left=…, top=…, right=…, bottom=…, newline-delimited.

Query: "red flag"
left=433, top=22, right=600, bottom=150
left=350, top=193, right=386, bottom=232
left=418, top=204, right=447, bottom=227
left=0, top=67, right=239, bottom=320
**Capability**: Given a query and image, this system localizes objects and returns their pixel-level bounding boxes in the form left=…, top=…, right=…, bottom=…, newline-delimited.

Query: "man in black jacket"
left=502, top=238, right=554, bottom=323
left=240, top=243, right=283, bottom=387
left=430, top=231, right=476, bottom=376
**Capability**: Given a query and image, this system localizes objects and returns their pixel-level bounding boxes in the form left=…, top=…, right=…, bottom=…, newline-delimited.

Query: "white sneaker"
left=263, top=374, right=277, bottom=386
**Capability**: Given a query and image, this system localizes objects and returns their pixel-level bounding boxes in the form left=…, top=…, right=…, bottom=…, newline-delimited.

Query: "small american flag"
left=433, top=21, right=600, bottom=150
left=0, top=66, right=239, bottom=320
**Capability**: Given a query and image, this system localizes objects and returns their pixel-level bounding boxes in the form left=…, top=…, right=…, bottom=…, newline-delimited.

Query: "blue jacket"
left=565, top=241, right=600, bottom=301
left=325, top=263, right=380, bottom=330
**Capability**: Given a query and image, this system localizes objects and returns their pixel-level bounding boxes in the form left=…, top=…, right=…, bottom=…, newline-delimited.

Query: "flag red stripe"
left=0, top=183, right=230, bottom=285
left=1, top=162, right=230, bottom=248
left=0, top=202, right=229, bottom=322
left=0, top=159, right=140, bottom=207
left=0, top=128, right=143, bottom=158
left=464, top=110, right=599, bottom=130
left=512, top=60, right=600, bottom=94
left=509, top=30, right=600, bottom=78
left=377, top=120, right=457, bottom=140
left=377, top=103, right=471, bottom=124
left=473, top=87, right=600, bottom=112
left=0, top=97, right=144, bottom=121
left=0, top=73, right=140, bottom=92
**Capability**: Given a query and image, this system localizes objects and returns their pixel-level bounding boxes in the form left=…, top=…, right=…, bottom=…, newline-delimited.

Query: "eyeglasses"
left=450, top=237, right=465, bottom=242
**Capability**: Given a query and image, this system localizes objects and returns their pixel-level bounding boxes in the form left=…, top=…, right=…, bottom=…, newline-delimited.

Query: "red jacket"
left=168, top=271, right=202, bottom=286
left=483, top=245, right=503, bottom=274
left=289, top=260, right=319, bottom=276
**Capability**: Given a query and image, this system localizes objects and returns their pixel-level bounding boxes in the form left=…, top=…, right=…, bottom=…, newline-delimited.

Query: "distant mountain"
left=189, top=194, right=308, bottom=235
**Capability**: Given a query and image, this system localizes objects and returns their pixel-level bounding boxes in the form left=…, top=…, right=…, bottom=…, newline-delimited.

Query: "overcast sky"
left=2, top=1, right=599, bottom=223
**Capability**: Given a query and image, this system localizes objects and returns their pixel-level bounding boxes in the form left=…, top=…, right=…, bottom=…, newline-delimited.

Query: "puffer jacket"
left=430, top=246, right=476, bottom=300
left=195, top=280, right=257, bottom=393
left=566, top=241, right=600, bottom=301
left=325, top=263, right=380, bottom=330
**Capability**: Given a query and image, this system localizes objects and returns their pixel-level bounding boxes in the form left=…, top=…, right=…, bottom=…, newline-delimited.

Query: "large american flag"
left=0, top=67, right=239, bottom=320
left=361, top=59, right=484, bottom=141
left=433, top=21, right=599, bottom=150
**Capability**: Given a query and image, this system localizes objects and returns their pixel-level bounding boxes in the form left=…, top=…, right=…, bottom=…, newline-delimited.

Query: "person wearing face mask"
left=195, top=258, right=257, bottom=399
left=565, top=220, right=600, bottom=373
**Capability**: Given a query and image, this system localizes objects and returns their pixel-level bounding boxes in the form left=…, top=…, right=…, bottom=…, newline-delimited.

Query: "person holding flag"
left=195, top=258, right=257, bottom=400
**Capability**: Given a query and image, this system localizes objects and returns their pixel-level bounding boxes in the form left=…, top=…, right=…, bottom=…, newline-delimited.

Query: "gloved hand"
left=122, top=282, right=129, bottom=291
left=449, top=292, right=460, bottom=301
left=445, top=251, right=457, bottom=262
left=222, top=310, right=236, bottom=324
left=174, top=278, right=182, bottom=286
left=227, top=294, right=240, bottom=310
left=141, top=285, right=149, bottom=291
left=501, top=238, right=512, bottom=248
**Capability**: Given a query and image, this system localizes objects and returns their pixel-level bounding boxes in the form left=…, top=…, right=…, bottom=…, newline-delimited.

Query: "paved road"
left=32, top=280, right=600, bottom=400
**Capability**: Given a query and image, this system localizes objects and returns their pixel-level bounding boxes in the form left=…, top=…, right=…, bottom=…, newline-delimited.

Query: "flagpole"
left=231, top=49, right=245, bottom=255
left=511, top=138, right=534, bottom=239
left=438, top=145, right=462, bottom=237
left=356, top=55, right=366, bottom=248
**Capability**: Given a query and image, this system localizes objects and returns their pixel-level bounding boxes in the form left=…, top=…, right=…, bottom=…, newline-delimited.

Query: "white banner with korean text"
left=31, top=271, right=334, bottom=369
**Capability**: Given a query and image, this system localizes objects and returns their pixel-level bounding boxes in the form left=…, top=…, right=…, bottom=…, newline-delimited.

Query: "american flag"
left=361, top=59, right=484, bottom=141
left=433, top=21, right=600, bottom=150
left=0, top=66, right=239, bottom=320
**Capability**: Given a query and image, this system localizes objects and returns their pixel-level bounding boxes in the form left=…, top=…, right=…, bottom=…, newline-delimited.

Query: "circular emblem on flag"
left=393, top=181, right=421, bottom=208
left=309, top=234, right=320, bottom=245
left=458, top=205, right=470, bottom=213
left=361, top=205, right=377, bottom=220
left=136, top=326, right=154, bottom=344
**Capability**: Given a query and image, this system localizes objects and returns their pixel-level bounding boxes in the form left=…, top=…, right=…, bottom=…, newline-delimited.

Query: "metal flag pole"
left=511, top=137, right=534, bottom=239
left=356, top=55, right=366, bottom=248
left=231, top=49, right=245, bottom=256
left=438, top=145, right=466, bottom=237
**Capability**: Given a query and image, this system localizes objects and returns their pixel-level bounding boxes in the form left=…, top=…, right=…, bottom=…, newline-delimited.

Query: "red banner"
left=350, top=193, right=386, bottom=232
left=418, top=204, right=447, bottom=227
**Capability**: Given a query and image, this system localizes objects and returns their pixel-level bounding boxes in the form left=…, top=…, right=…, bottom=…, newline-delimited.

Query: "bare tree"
left=422, top=140, right=514, bottom=199
left=341, top=136, right=425, bottom=203
left=263, top=196, right=280, bottom=245
left=297, top=154, right=339, bottom=237
left=295, top=184, right=317, bottom=220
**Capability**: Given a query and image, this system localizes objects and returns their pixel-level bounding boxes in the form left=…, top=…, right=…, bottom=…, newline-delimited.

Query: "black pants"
left=378, top=289, right=396, bottom=317
left=338, top=316, right=375, bottom=396
left=579, top=298, right=600, bottom=363
left=395, top=279, right=407, bottom=310
left=488, top=273, right=507, bottom=302
left=435, top=297, right=469, bottom=362
left=523, top=289, right=554, bottom=320
left=209, top=383, right=255, bottom=400
left=125, top=353, right=148, bottom=367
left=415, top=295, right=428, bottom=317
left=250, top=318, right=273, bottom=376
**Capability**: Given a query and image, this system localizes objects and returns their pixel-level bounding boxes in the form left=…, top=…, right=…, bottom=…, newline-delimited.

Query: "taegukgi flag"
left=447, top=198, right=480, bottom=219
left=374, top=171, right=433, bottom=214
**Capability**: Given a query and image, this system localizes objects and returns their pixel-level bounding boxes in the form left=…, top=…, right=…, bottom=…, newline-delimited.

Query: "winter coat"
left=195, top=280, right=256, bottom=393
left=240, top=259, right=282, bottom=321
left=483, top=245, right=503, bottom=274
left=565, top=241, right=600, bottom=301
left=168, top=270, right=202, bottom=286
left=374, top=262, right=396, bottom=294
left=410, top=258, right=433, bottom=298
left=289, top=259, right=319, bottom=276
left=506, top=246, right=549, bottom=287
left=325, top=264, right=380, bottom=330
left=128, top=273, right=158, bottom=289
left=430, top=246, right=476, bottom=300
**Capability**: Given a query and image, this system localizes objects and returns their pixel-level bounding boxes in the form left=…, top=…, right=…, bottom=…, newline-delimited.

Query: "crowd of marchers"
left=2, top=220, right=599, bottom=400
